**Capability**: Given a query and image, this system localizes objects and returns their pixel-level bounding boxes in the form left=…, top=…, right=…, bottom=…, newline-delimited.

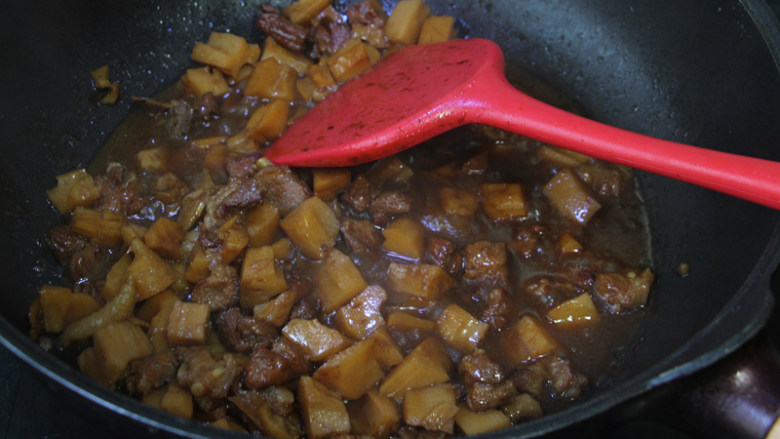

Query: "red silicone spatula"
left=264, top=38, right=780, bottom=210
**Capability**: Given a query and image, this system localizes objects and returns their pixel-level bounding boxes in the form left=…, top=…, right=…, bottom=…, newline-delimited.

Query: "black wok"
left=0, top=0, right=779, bottom=438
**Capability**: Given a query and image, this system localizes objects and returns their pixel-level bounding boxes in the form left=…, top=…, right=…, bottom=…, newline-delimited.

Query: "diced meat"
left=425, top=237, right=459, bottom=274
left=94, top=163, right=147, bottom=216
left=509, top=224, right=550, bottom=260
left=577, top=162, right=626, bottom=198
left=542, top=354, right=588, bottom=399
left=346, top=1, right=389, bottom=48
left=68, top=243, right=108, bottom=282
left=593, top=268, right=654, bottom=313
left=191, top=265, right=240, bottom=312
left=176, top=347, right=243, bottom=399
left=340, top=174, right=379, bottom=214
left=369, top=190, right=421, bottom=226
left=48, top=225, right=88, bottom=264
left=459, top=351, right=504, bottom=384
left=125, top=350, right=179, bottom=395
left=254, top=165, right=311, bottom=216
left=522, top=276, right=579, bottom=308
left=346, top=1, right=386, bottom=26
left=459, top=351, right=516, bottom=411
left=229, top=388, right=302, bottom=437
left=480, top=288, right=512, bottom=331
left=340, top=218, right=383, bottom=257
left=226, top=153, right=261, bottom=180
left=222, top=176, right=265, bottom=211
left=244, top=347, right=291, bottom=390
left=461, top=241, right=508, bottom=285
left=511, top=363, right=547, bottom=399
left=204, top=176, right=264, bottom=228
left=309, top=6, right=351, bottom=56
left=511, top=354, right=588, bottom=400
left=255, top=4, right=308, bottom=52
left=244, top=338, right=311, bottom=389
left=214, top=307, right=276, bottom=353
left=154, top=172, right=189, bottom=206
left=561, top=258, right=602, bottom=290
left=165, top=99, right=194, bottom=139
left=195, top=92, right=218, bottom=119
left=288, top=294, right=321, bottom=321
left=467, top=380, right=517, bottom=411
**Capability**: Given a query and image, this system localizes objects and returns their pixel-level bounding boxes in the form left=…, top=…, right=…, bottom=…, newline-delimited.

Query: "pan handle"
left=649, top=333, right=780, bottom=439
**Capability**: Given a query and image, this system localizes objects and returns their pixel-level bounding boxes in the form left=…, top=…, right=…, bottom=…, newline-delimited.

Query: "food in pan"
left=30, top=0, right=654, bottom=436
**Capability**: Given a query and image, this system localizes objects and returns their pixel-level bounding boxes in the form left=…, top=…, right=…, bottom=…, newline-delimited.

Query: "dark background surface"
left=0, top=2, right=778, bottom=438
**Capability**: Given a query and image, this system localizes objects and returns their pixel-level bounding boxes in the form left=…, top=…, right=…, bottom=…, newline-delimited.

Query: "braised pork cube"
left=425, top=236, right=456, bottom=270
left=175, top=347, right=243, bottom=399
left=255, top=165, right=312, bottom=216
left=125, top=350, right=179, bottom=395
left=369, top=190, right=421, bottom=226
left=543, top=353, right=589, bottom=399
left=229, top=388, right=302, bottom=439
left=245, top=338, right=312, bottom=390
left=340, top=174, right=379, bottom=213
left=462, top=241, right=508, bottom=286
left=340, top=218, right=383, bottom=258
left=510, top=224, right=551, bottom=260
left=190, top=265, right=239, bottom=312
left=458, top=351, right=516, bottom=411
left=214, top=307, right=276, bottom=353
left=480, top=288, right=513, bottom=331
left=593, top=268, right=654, bottom=313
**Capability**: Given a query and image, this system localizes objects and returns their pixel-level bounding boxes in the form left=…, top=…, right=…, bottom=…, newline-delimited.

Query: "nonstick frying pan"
left=0, top=0, right=779, bottom=438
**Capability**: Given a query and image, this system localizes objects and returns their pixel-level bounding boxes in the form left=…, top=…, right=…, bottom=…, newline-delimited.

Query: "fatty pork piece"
left=190, top=265, right=240, bottom=312
left=511, top=353, right=588, bottom=400
left=230, top=386, right=303, bottom=439
left=593, top=268, right=654, bottom=313
left=94, top=163, right=147, bottom=217
left=215, top=307, right=277, bottom=353
left=204, top=162, right=310, bottom=228
left=175, top=347, right=243, bottom=400
left=244, top=337, right=312, bottom=390
left=125, top=350, right=179, bottom=396
left=340, top=174, right=380, bottom=214
left=459, top=350, right=517, bottom=411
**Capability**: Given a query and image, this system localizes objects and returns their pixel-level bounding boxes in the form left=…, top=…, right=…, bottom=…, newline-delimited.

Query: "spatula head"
left=264, top=38, right=504, bottom=167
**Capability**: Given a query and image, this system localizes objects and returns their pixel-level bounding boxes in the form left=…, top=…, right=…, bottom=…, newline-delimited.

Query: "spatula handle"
left=469, top=73, right=780, bottom=210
